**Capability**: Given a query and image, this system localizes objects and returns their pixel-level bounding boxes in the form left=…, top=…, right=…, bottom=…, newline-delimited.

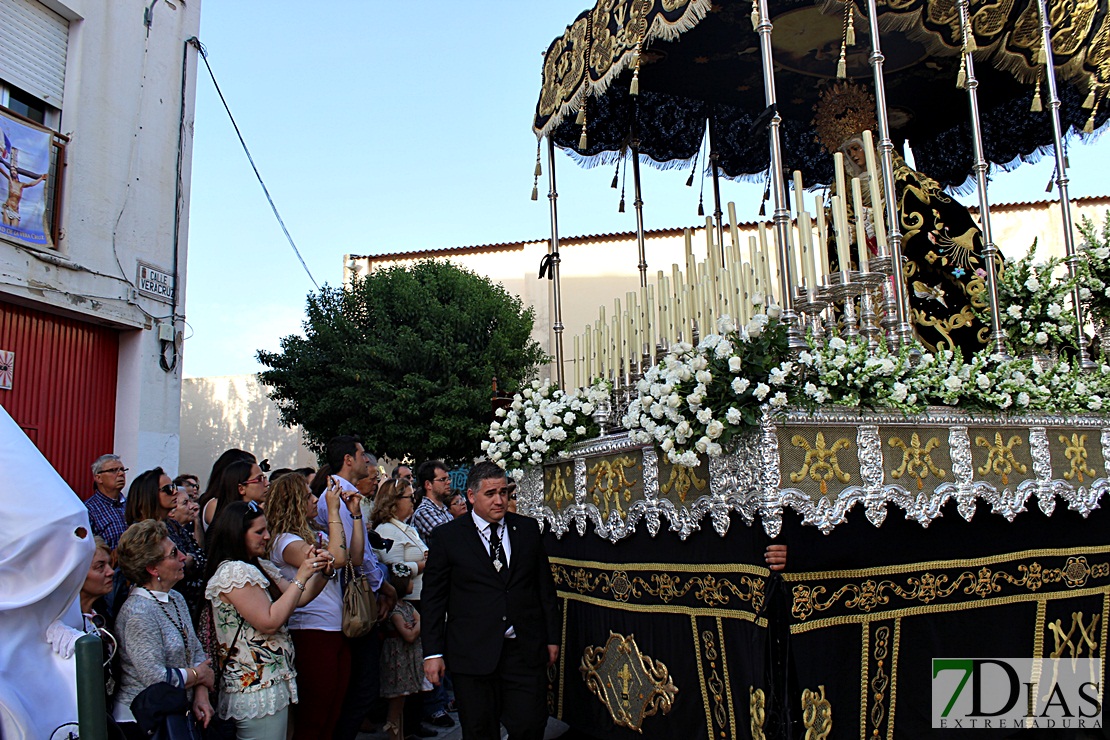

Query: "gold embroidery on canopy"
left=660, top=463, right=708, bottom=502
left=801, top=685, right=833, bottom=740
left=581, top=632, right=677, bottom=732
left=1059, top=433, right=1098, bottom=483
left=790, top=432, right=853, bottom=495
left=975, top=431, right=1028, bottom=485
left=888, top=433, right=947, bottom=490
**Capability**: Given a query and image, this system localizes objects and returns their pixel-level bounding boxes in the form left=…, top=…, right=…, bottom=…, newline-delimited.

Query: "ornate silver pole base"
left=795, top=286, right=831, bottom=342
left=857, top=270, right=886, bottom=350
left=826, top=271, right=864, bottom=340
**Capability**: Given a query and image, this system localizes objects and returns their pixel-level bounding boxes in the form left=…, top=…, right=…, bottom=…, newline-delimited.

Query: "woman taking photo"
left=205, top=500, right=331, bottom=739
left=266, top=474, right=363, bottom=739
left=114, top=520, right=214, bottom=739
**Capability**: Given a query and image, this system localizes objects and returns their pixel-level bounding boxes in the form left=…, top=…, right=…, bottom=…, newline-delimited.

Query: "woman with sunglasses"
left=265, top=474, right=363, bottom=739
left=81, top=537, right=122, bottom=702
left=202, top=459, right=269, bottom=533
left=204, top=500, right=332, bottom=739
left=114, top=520, right=215, bottom=739
left=197, top=449, right=256, bottom=541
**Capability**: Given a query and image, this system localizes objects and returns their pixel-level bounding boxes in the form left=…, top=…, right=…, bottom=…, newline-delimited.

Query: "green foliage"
left=257, top=260, right=549, bottom=464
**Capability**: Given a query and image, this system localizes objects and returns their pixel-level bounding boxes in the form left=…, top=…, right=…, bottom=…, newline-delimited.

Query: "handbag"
left=341, top=561, right=378, bottom=638
left=131, top=682, right=202, bottom=740
left=197, top=602, right=244, bottom=686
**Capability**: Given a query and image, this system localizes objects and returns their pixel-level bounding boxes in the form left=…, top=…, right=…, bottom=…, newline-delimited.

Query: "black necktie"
left=489, top=522, right=504, bottom=572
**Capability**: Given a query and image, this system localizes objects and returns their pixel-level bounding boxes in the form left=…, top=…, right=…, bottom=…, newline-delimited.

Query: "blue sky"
left=183, top=1, right=1110, bottom=378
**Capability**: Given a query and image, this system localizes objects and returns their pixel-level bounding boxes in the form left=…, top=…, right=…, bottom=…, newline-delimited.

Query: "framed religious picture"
left=0, top=108, right=54, bottom=249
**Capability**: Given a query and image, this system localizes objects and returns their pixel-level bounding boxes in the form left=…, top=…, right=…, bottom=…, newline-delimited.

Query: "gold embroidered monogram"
left=660, top=463, right=708, bottom=503
left=580, top=632, right=677, bottom=732
left=750, top=686, right=767, bottom=740
left=1059, top=433, right=1098, bottom=483
left=790, top=432, right=853, bottom=495
left=544, top=464, right=575, bottom=510
left=586, top=454, right=640, bottom=516
left=888, top=433, right=947, bottom=490
left=975, top=431, right=1028, bottom=485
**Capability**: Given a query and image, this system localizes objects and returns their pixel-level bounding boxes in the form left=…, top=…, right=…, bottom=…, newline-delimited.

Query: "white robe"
left=0, top=404, right=93, bottom=739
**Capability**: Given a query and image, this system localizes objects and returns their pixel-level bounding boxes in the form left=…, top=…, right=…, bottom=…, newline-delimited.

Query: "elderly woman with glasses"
left=370, top=480, right=428, bottom=604
left=114, top=520, right=215, bottom=739
left=205, top=500, right=332, bottom=739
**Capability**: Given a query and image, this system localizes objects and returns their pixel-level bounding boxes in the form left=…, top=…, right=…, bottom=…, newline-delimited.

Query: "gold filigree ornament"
left=975, top=432, right=1027, bottom=485
left=888, top=433, right=947, bottom=490
left=790, top=432, right=853, bottom=495
left=750, top=686, right=767, bottom=740
left=581, top=632, right=678, bottom=732
left=660, top=463, right=708, bottom=502
left=801, top=685, right=833, bottom=740
left=1059, top=433, right=1099, bottom=483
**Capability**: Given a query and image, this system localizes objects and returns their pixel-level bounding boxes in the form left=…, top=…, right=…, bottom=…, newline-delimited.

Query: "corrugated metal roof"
left=354, top=195, right=1110, bottom=263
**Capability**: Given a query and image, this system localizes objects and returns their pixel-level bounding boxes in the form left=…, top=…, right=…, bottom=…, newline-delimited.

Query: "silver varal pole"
left=631, top=140, right=649, bottom=288
left=957, top=0, right=1008, bottom=358
left=755, top=0, right=805, bottom=350
left=546, top=137, right=567, bottom=386
left=865, top=0, right=916, bottom=350
left=1036, top=0, right=1095, bottom=369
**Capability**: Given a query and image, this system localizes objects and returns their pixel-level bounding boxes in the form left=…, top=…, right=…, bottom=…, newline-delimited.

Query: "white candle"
left=584, top=326, right=593, bottom=383
left=612, top=314, right=621, bottom=380
left=646, top=292, right=655, bottom=353
left=831, top=194, right=850, bottom=274
left=728, top=202, right=741, bottom=265
left=792, top=170, right=804, bottom=220
left=851, top=177, right=869, bottom=272
left=814, top=195, right=826, bottom=288
left=862, top=130, right=887, bottom=251
left=684, top=229, right=696, bottom=288
left=737, top=262, right=751, bottom=323
left=573, top=335, right=581, bottom=389
left=597, top=320, right=607, bottom=379
left=706, top=216, right=717, bottom=278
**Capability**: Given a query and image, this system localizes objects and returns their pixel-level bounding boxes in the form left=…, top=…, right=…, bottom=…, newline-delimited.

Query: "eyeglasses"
left=242, top=476, right=267, bottom=486
left=245, top=500, right=261, bottom=515
left=433, top=476, right=450, bottom=483
left=183, top=481, right=199, bottom=490
left=98, top=467, right=128, bottom=476
left=159, top=484, right=176, bottom=496
left=162, top=545, right=179, bottom=560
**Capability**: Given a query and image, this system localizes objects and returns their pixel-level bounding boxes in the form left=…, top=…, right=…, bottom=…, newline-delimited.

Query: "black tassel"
left=611, top=158, right=620, bottom=189
left=697, top=194, right=704, bottom=217
left=686, top=170, right=695, bottom=187
left=619, top=196, right=626, bottom=213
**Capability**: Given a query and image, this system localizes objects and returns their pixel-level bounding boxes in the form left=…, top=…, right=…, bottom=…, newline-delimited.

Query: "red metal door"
left=0, top=299, right=119, bottom=497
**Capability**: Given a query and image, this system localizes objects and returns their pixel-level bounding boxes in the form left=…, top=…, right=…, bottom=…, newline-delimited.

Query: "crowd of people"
left=63, top=438, right=488, bottom=740
left=61, top=438, right=784, bottom=740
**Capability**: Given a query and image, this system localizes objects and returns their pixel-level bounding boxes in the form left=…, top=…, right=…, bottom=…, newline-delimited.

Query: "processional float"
left=513, top=0, right=1110, bottom=737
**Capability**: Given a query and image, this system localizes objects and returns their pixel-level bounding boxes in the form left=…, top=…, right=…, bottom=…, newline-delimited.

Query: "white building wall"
left=0, top=0, right=201, bottom=474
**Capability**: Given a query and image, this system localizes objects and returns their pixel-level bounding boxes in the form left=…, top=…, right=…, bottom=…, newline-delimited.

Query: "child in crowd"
left=380, top=563, right=425, bottom=740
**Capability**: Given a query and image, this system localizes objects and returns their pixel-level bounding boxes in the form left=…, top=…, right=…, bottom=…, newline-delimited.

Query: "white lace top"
left=205, top=560, right=298, bottom=720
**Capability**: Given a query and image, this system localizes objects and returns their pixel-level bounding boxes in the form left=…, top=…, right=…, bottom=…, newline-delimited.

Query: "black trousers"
left=332, top=630, right=383, bottom=740
left=452, top=638, right=548, bottom=740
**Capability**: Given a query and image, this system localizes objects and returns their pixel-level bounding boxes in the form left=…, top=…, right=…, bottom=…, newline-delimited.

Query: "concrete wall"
left=179, top=374, right=316, bottom=481
left=0, top=0, right=201, bottom=474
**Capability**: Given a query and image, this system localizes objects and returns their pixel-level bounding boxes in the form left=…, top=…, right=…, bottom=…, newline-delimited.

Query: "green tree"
left=257, top=260, right=548, bottom=464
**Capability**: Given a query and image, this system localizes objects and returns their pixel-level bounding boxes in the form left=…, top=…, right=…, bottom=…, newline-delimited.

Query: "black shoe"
left=428, top=711, right=456, bottom=728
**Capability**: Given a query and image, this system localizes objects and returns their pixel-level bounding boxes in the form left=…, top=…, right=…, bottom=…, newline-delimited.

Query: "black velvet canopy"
left=533, top=0, right=1110, bottom=190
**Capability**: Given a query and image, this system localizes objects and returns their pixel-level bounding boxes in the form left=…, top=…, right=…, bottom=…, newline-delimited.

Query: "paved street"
left=357, top=715, right=573, bottom=740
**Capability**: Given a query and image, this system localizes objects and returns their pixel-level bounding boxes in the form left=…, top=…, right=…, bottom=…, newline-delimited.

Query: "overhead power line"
left=189, top=37, right=320, bottom=290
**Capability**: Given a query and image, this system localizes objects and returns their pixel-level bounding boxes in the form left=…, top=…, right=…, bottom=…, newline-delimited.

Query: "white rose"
left=891, top=382, right=908, bottom=403
left=766, top=304, right=782, bottom=319
left=696, top=408, right=713, bottom=424
left=753, top=383, right=771, bottom=401
left=976, top=373, right=991, bottom=389
left=706, top=442, right=723, bottom=456
left=1025, top=276, right=1040, bottom=292
left=695, top=436, right=709, bottom=453
left=563, top=412, right=575, bottom=425
left=1034, top=331, right=1049, bottom=345
left=575, top=425, right=587, bottom=435
left=732, top=377, right=750, bottom=394
left=695, top=369, right=713, bottom=385
left=1017, top=391, right=1031, bottom=406
left=770, top=391, right=788, bottom=408
left=943, top=376, right=963, bottom=392
left=661, top=437, right=675, bottom=452
left=1089, top=396, right=1103, bottom=411
left=1007, top=305, right=1023, bottom=319
left=729, top=356, right=743, bottom=373
left=726, top=407, right=742, bottom=425
left=829, top=336, right=848, bottom=351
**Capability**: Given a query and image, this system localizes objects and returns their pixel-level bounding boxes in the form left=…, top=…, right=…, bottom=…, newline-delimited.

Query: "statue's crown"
left=813, top=81, right=877, bottom=153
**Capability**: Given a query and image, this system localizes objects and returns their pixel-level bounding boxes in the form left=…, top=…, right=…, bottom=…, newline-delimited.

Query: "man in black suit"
left=422, top=461, right=559, bottom=740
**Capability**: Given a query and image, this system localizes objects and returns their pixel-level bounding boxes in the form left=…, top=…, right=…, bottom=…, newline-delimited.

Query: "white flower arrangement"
left=482, top=378, right=607, bottom=480
left=622, top=311, right=792, bottom=467
left=988, top=239, right=1078, bottom=355
left=1078, top=213, right=1110, bottom=334
left=793, top=334, right=921, bottom=412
